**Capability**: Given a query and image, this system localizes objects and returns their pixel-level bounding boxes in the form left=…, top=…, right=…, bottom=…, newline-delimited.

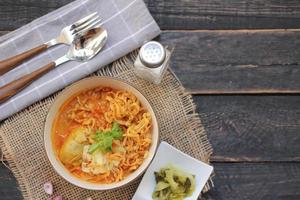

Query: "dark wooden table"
left=1, top=0, right=300, bottom=199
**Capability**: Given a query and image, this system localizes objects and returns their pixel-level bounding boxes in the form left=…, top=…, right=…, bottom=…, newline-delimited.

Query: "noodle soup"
left=52, top=87, right=152, bottom=184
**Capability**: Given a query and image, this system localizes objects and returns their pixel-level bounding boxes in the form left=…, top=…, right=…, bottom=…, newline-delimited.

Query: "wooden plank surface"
left=1, top=0, right=300, bottom=30
left=1, top=29, right=299, bottom=93
left=146, top=0, right=300, bottom=30
left=159, top=30, right=300, bottom=93
left=0, top=164, right=22, bottom=200
left=1, top=27, right=300, bottom=200
left=3, top=95, right=299, bottom=162
left=1, top=95, right=299, bottom=162
left=2, top=95, right=299, bottom=162
left=1, top=0, right=300, bottom=199
left=203, top=163, right=300, bottom=200
left=1, top=162, right=300, bottom=200
left=194, top=95, right=300, bottom=162
left=0, top=0, right=73, bottom=31
left=2, top=94, right=300, bottom=199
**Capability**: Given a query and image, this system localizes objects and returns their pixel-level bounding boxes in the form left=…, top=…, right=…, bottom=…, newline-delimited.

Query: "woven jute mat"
left=0, top=52, right=213, bottom=200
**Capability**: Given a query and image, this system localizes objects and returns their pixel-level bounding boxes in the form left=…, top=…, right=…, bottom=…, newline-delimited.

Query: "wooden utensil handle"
left=0, top=62, right=55, bottom=103
left=0, top=44, right=48, bottom=75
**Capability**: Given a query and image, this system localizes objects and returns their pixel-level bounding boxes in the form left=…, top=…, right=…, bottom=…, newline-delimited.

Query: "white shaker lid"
left=139, top=41, right=166, bottom=68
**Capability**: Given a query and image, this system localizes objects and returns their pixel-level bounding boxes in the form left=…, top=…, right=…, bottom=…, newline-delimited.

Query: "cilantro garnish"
left=88, top=122, right=123, bottom=154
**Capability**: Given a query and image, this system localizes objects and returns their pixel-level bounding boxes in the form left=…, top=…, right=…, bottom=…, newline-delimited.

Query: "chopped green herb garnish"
left=88, top=143, right=101, bottom=154
left=111, top=121, right=123, bottom=139
left=88, top=122, right=123, bottom=154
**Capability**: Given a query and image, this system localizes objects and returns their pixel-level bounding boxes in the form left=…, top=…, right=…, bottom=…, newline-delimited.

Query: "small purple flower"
left=43, top=182, right=53, bottom=195
left=53, top=195, right=63, bottom=200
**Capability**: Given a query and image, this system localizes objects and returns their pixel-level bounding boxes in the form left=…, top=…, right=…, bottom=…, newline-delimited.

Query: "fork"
left=0, top=12, right=102, bottom=75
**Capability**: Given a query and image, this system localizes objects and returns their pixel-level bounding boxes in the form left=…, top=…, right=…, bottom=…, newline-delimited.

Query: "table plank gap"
left=186, top=89, right=300, bottom=95
left=203, top=162, right=300, bottom=200
left=2, top=0, right=300, bottom=30
left=158, top=30, right=300, bottom=91
left=195, top=95, right=300, bottom=162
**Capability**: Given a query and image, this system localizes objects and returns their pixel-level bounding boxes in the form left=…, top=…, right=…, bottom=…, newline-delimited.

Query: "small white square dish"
left=132, top=141, right=213, bottom=200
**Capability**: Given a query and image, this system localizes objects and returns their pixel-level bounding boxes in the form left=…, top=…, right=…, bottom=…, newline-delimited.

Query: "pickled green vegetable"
left=152, top=164, right=196, bottom=200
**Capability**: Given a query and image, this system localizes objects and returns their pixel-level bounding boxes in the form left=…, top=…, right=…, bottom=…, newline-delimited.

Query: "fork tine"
left=73, top=15, right=100, bottom=33
left=73, top=18, right=102, bottom=35
left=71, top=12, right=98, bottom=30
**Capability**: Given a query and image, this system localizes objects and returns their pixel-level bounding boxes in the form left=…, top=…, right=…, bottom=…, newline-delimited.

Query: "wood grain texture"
left=2, top=29, right=300, bottom=93
left=0, top=61, right=55, bottom=103
left=2, top=95, right=299, bottom=163
left=159, top=30, right=300, bottom=93
left=0, top=0, right=73, bottom=31
left=145, top=0, right=300, bottom=30
left=188, top=89, right=300, bottom=95
left=1, top=0, right=300, bottom=30
left=1, top=0, right=300, bottom=199
left=0, top=44, right=48, bottom=75
left=0, top=164, right=22, bottom=200
left=0, top=162, right=300, bottom=200
left=203, top=163, right=300, bottom=200
left=195, top=95, right=300, bottom=162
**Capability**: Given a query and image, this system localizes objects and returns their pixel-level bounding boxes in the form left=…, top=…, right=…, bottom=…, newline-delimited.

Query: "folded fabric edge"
left=0, top=24, right=161, bottom=121
left=0, top=0, right=162, bottom=121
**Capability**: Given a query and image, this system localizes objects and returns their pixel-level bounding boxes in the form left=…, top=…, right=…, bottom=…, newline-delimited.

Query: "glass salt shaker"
left=133, top=41, right=174, bottom=84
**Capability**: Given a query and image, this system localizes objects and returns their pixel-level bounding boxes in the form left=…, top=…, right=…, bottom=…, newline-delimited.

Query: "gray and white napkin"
left=0, top=0, right=161, bottom=121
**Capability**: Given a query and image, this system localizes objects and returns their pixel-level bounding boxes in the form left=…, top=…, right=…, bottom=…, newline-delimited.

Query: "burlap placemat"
left=0, top=52, right=213, bottom=200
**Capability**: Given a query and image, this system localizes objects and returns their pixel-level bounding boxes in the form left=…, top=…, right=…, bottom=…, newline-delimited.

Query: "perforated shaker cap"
left=139, top=41, right=166, bottom=68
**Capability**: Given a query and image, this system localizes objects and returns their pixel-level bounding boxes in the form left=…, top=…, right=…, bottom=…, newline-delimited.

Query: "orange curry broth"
left=51, top=87, right=113, bottom=158
left=50, top=87, right=152, bottom=183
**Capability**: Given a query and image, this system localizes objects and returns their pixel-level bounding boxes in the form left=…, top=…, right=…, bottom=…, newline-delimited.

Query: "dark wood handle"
left=0, top=62, right=56, bottom=103
left=0, top=44, right=48, bottom=75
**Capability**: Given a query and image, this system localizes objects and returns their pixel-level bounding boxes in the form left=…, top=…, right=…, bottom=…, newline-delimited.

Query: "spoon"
left=0, top=27, right=108, bottom=103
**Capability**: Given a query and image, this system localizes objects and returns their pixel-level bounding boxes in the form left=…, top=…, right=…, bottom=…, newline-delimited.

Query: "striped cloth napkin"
left=0, top=0, right=160, bottom=121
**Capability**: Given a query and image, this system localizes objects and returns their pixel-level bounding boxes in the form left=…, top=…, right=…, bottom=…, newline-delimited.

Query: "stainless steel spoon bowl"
left=0, top=27, right=108, bottom=103
left=57, top=27, right=107, bottom=65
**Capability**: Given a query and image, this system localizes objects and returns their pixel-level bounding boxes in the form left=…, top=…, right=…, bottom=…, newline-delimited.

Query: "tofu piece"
left=59, top=127, right=88, bottom=166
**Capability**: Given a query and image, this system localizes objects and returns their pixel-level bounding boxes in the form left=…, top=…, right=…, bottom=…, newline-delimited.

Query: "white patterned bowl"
left=44, top=76, right=159, bottom=190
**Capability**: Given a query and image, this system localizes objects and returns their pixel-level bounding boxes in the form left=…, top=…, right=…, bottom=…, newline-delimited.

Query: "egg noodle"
left=52, top=87, right=152, bottom=184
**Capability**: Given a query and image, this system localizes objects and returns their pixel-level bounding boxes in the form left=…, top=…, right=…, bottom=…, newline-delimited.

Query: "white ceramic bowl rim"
left=44, top=76, right=159, bottom=190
